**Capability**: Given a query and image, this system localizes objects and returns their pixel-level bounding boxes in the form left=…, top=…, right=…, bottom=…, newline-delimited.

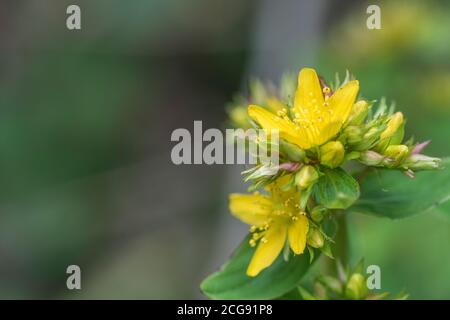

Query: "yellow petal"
left=292, top=68, right=360, bottom=147
left=266, top=97, right=286, bottom=113
left=328, top=80, right=359, bottom=128
left=311, top=80, right=359, bottom=146
left=293, top=68, right=324, bottom=117
left=229, top=193, right=271, bottom=226
left=248, top=105, right=310, bottom=149
left=313, top=121, right=342, bottom=146
left=247, top=223, right=287, bottom=277
left=288, top=215, right=309, bottom=254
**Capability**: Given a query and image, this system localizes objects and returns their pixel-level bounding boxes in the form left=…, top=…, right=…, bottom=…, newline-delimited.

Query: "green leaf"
left=314, top=167, right=360, bottom=209
left=201, top=235, right=314, bottom=299
left=352, top=158, right=450, bottom=218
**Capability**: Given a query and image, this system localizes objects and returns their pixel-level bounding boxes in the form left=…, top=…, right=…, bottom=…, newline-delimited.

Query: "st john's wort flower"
left=247, top=68, right=359, bottom=150
left=228, top=175, right=309, bottom=277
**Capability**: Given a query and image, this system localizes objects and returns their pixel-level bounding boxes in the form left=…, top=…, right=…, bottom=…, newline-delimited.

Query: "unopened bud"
left=352, top=127, right=383, bottom=151
left=346, top=100, right=369, bottom=126
left=345, top=151, right=361, bottom=161
left=403, top=154, right=441, bottom=170
left=363, top=127, right=379, bottom=140
left=311, top=205, right=328, bottom=223
left=345, top=273, right=369, bottom=300
left=380, top=112, right=404, bottom=140
left=295, top=165, right=319, bottom=189
left=359, top=150, right=394, bottom=167
left=384, top=144, right=409, bottom=162
left=344, top=126, right=363, bottom=145
left=319, top=141, right=345, bottom=168
left=307, top=228, right=324, bottom=248
left=280, top=140, right=305, bottom=162
left=359, top=150, right=384, bottom=166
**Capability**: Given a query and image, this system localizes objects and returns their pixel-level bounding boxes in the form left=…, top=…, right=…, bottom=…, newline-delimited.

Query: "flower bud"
left=384, top=144, right=409, bottom=162
left=319, top=141, right=345, bottom=168
left=363, top=127, right=379, bottom=140
left=358, top=150, right=384, bottom=166
left=359, top=150, right=394, bottom=167
left=344, top=126, right=363, bottom=145
left=295, top=165, right=319, bottom=189
left=403, top=154, right=441, bottom=170
left=345, top=273, right=369, bottom=300
left=351, top=127, right=384, bottom=151
left=380, top=112, right=404, bottom=140
left=311, top=205, right=328, bottom=223
left=307, top=228, right=324, bottom=248
left=345, top=151, right=361, bottom=161
left=280, top=140, right=306, bottom=162
left=346, top=100, right=369, bottom=126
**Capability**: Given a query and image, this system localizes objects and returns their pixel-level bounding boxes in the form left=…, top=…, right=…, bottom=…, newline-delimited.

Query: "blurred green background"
left=0, top=0, right=448, bottom=299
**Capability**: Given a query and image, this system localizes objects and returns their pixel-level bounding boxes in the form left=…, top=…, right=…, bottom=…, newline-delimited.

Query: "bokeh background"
left=0, top=0, right=449, bottom=299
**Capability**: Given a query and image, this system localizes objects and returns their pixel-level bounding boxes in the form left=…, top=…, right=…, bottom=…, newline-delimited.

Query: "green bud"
left=363, top=127, right=379, bottom=140
left=317, top=275, right=343, bottom=295
left=346, top=100, right=369, bottom=126
left=359, top=150, right=394, bottom=167
left=384, top=144, right=409, bottom=162
left=280, top=140, right=306, bottom=162
left=344, top=126, right=363, bottom=145
left=307, top=228, right=324, bottom=248
left=403, top=154, right=441, bottom=170
left=359, top=150, right=383, bottom=166
left=319, top=141, right=345, bottom=168
left=345, top=273, right=369, bottom=300
left=311, top=205, right=328, bottom=223
left=345, top=151, right=361, bottom=161
left=353, top=126, right=384, bottom=151
left=295, top=165, right=319, bottom=189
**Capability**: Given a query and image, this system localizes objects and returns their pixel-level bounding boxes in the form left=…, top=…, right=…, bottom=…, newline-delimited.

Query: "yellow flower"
left=248, top=68, right=359, bottom=149
left=229, top=176, right=309, bottom=277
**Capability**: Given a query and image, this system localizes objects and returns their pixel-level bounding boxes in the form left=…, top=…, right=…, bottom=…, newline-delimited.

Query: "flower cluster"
left=227, top=67, right=441, bottom=277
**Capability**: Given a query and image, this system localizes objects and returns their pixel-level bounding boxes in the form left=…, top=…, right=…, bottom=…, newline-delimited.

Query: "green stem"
left=321, top=210, right=349, bottom=278
left=334, top=211, right=349, bottom=264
